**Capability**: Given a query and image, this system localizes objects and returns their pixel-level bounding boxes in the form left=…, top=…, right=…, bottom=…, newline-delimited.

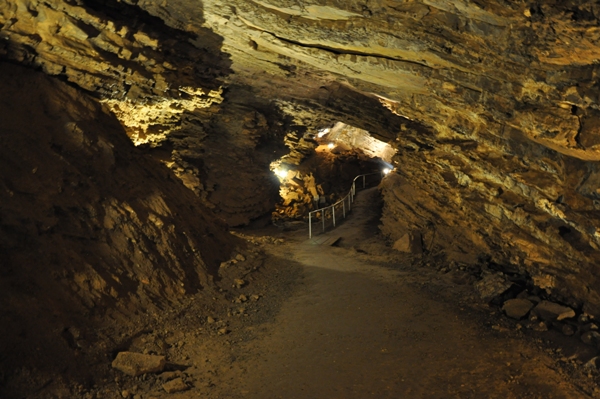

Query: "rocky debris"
left=207, top=316, right=216, bottom=324
left=583, top=357, right=600, bottom=374
left=560, top=323, right=576, bottom=337
left=392, top=232, right=422, bottom=255
left=233, top=279, right=246, bottom=289
left=162, top=377, right=189, bottom=394
left=233, top=234, right=285, bottom=247
left=474, top=272, right=513, bottom=302
left=502, top=299, right=534, bottom=320
left=111, top=352, right=166, bottom=377
left=532, top=301, right=576, bottom=322
left=581, top=331, right=600, bottom=346
left=159, top=371, right=183, bottom=381
left=272, top=145, right=381, bottom=222
left=217, top=328, right=229, bottom=336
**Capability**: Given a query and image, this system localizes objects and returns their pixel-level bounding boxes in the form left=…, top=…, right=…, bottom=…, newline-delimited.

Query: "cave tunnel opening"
left=269, top=121, right=395, bottom=227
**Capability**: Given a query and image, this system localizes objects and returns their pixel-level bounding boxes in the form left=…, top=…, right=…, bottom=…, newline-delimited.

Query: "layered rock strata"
left=2, top=0, right=600, bottom=323
left=0, top=62, right=239, bottom=393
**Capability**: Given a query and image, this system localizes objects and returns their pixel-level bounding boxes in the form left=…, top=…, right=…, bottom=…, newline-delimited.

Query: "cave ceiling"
left=4, top=1, right=600, bottom=313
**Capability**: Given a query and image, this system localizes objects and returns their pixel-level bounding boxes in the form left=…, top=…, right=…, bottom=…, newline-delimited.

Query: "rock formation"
left=4, top=0, right=600, bottom=394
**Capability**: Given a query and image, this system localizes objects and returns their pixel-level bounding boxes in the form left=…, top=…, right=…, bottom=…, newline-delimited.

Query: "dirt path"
left=198, top=188, right=594, bottom=399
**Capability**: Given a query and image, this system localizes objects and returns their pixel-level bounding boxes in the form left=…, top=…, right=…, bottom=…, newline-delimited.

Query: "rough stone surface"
left=162, top=377, right=188, bottom=394
left=474, top=272, right=512, bottom=302
left=533, top=301, right=576, bottom=322
left=581, top=331, right=600, bottom=346
left=502, top=299, right=534, bottom=320
left=392, top=232, right=422, bottom=255
left=2, top=0, right=600, bottom=316
left=112, top=352, right=166, bottom=377
left=4, top=0, right=600, bottom=396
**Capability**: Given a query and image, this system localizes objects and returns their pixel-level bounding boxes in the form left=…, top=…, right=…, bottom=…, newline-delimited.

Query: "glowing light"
left=317, top=128, right=330, bottom=138
left=275, top=168, right=288, bottom=178
left=328, top=143, right=335, bottom=149
left=383, top=168, right=391, bottom=175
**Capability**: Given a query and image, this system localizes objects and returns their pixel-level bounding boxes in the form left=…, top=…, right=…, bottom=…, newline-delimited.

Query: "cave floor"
left=137, top=188, right=597, bottom=399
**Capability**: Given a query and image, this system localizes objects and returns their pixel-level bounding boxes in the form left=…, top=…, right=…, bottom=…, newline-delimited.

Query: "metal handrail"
left=308, top=172, right=380, bottom=239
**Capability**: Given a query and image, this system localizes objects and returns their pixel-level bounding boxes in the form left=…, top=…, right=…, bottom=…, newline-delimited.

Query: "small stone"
left=219, top=262, right=229, bottom=269
left=532, top=321, right=548, bottom=332
left=112, top=352, right=166, bottom=376
left=532, top=301, right=575, bottom=321
left=233, top=279, right=245, bottom=288
left=121, top=390, right=130, bottom=398
left=235, top=254, right=246, bottom=262
left=583, top=357, right=600, bottom=373
left=162, top=377, right=188, bottom=394
left=562, top=324, right=575, bottom=336
left=159, top=371, right=182, bottom=381
left=238, top=294, right=248, bottom=303
left=217, top=328, right=229, bottom=336
left=582, top=323, right=599, bottom=332
left=250, top=294, right=260, bottom=301
left=579, top=314, right=591, bottom=324
left=207, top=316, right=215, bottom=324
left=502, top=298, right=534, bottom=320
left=581, top=331, right=600, bottom=346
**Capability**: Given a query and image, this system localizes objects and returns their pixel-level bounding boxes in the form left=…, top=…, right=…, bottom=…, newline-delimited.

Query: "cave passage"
left=4, top=0, right=600, bottom=397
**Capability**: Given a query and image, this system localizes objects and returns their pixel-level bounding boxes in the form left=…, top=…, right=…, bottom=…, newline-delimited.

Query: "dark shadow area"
left=0, top=61, right=239, bottom=398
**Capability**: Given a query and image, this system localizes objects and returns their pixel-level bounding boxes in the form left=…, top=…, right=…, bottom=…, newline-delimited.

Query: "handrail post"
left=322, top=210, right=325, bottom=233
left=343, top=198, right=345, bottom=218
left=332, top=205, right=336, bottom=227
left=363, top=175, right=366, bottom=188
left=309, top=212, right=312, bottom=239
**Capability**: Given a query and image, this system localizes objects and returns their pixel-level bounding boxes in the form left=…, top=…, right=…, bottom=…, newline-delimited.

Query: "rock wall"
left=0, top=62, right=240, bottom=392
left=2, top=0, right=600, bottom=318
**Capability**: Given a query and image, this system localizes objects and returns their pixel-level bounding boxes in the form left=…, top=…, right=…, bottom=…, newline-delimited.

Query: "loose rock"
left=218, top=328, right=229, bottom=335
left=583, top=357, right=600, bottom=373
left=163, top=377, right=188, bottom=394
left=532, top=301, right=576, bottom=321
left=502, top=298, right=534, bottom=320
left=233, top=279, right=245, bottom=288
left=474, top=272, right=512, bottom=302
left=581, top=331, right=600, bottom=346
left=112, top=352, right=166, bottom=376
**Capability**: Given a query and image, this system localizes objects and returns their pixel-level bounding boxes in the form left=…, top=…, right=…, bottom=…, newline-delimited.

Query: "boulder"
left=502, top=298, right=534, bottom=319
left=392, top=232, right=422, bottom=255
left=474, top=272, right=512, bottom=302
left=112, top=352, right=166, bottom=376
left=532, top=301, right=576, bottom=321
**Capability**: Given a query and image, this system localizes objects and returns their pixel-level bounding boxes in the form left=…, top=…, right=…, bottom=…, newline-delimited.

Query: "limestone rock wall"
left=3, top=0, right=600, bottom=314
left=0, top=62, right=239, bottom=389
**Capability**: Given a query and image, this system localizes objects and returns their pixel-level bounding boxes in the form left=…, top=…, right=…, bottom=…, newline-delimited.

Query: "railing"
left=308, top=173, right=380, bottom=239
